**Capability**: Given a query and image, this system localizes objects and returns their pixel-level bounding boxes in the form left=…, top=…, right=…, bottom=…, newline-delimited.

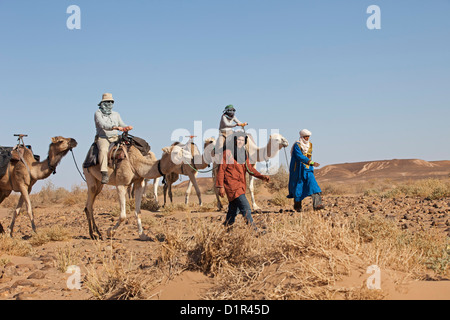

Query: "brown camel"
left=0, top=136, right=78, bottom=236
left=83, top=143, right=191, bottom=241
left=158, top=137, right=216, bottom=207
left=212, top=133, right=289, bottom=211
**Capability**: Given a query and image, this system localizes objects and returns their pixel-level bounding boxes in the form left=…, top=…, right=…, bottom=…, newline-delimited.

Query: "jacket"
left=216, top=149, right=265, bottom=202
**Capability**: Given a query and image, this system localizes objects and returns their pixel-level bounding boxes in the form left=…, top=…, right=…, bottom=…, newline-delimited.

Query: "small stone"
left=14, top=293, right=38, bottom=300
left=11, top=279, right=35, bottom=288
left=27, top=271, right=46, bottom=280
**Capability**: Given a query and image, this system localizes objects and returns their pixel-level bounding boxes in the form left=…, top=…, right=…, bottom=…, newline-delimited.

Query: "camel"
left=212, top=133, right=289, bottom=211
left=157, top=137, right=216, bottom=207
left=0, top=136, right=78, bottom=236
left=83, top=141, right=191, bottom=241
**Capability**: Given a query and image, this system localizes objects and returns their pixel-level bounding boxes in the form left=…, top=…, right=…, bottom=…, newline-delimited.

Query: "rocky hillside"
left=315, top=159, right=450, bottom=183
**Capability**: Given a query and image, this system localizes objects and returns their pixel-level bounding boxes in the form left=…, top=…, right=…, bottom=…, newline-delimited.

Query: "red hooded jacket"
left=216, top=149, right=265, bottom=202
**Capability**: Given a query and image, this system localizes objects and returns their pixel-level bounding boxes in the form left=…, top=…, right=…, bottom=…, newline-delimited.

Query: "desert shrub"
left=268, top=191, right=291, bottom=206
left=56, top=245, right=80, bottom=273
left=140, top=198, right=160, bottom=212
left=32, top=181, right=70, bottom=205
left=371, top=178, right=450, bottom=200
left=29, top=225, right=72, bottom=247
left=161, top=203, right=190, bottom=214
left=352, top=214, right=450, bottom=276
left=153, top=209, right=449, bottom=300
left=85, top=243, right=161, bottom=300
left=265, top=166, right=289, bottom=193
left=63, top=184, right=87, bottom=206
left=0, top=235, right=34, bottom=256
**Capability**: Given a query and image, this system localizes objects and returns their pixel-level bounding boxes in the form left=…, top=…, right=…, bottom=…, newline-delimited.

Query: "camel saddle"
left=83, top=135, right=151, bottom=169
left=0, top=145, right=40, bottom=179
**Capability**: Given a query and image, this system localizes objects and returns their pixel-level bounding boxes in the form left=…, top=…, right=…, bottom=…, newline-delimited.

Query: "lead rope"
left=70, top=149, right=87, bottom=182
left=283, top=146, right=290, bottom=168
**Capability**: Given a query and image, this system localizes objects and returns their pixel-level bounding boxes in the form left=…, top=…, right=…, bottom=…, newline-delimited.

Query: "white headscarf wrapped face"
left=299, top=129, right=311, bottom=154
left=291, top=129, right=312, bottom=156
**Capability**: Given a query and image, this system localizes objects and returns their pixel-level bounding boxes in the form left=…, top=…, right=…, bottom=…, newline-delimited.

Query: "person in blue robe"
left=287, top=129, right=324, bottom=212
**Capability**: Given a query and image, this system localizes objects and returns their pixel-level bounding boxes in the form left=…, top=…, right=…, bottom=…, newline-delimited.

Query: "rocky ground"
left=0, top=191, right=449, bottom=300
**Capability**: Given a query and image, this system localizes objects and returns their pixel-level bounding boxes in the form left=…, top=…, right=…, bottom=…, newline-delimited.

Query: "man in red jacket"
left=216, top=132, right=270, bottom=232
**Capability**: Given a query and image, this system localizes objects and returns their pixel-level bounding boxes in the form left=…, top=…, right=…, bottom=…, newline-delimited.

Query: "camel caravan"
left=0, top=94, right=293, bottom=241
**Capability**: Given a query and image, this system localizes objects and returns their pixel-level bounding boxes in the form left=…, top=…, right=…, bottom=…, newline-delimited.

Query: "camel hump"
left=10, top=145, right=39, bottom=162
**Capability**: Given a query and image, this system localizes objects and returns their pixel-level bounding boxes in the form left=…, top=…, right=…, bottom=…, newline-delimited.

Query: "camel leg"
left=186, top=172, right=202, bottom=206
left=8, top=195, right=24, bottom=236
left=185, top=180, right=193, bottom=204
left=18, top=186, right=37, bottom=234
left=127, top=184, right=134, bottom=199
left=152, top=178, right=160, bottom=203
left=168, top=182, right=173, bottom=204
left=84, top=179, right=104, bottom=240
left=163, top=180, right=168, bottom=207
left=248, top=175, right=261, bottom=211
left=107, top=185, right=128, bottom=238
left=142, top=179, right=148, bottom=197
left=212, top=169, right=223, bottom=211
left=132, top=181, right=152, bottom=241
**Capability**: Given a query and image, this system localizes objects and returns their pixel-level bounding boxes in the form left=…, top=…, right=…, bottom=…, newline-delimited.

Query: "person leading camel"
left=216, top=132, right=270, bottom=232
left=95, top=93, right=133, bottom=184
left=287, top=129, right=324, bottom=212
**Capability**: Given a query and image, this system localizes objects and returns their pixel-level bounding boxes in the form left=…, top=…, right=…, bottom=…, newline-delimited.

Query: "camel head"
left=201, top=137, right=217, bottom=165
left=203, top=137, right=216, bottom=149
left=270, top=133, right=289, bottom=149
left=49, top=136, right=78, bottom=158
left=162, top=145, right=192, bottom=165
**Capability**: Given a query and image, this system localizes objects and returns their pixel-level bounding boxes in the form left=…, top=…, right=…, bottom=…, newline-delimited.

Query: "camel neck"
left=247, top=138, right=281, bottom=162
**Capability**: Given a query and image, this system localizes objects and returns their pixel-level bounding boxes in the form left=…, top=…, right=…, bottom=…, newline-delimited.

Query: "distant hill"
left=170, top=159, right=450, bottom=190
left=315, top=159, right=450, bottom=183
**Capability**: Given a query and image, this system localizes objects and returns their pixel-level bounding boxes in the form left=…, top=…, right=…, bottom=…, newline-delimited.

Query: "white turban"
left=291, top=129, right=312, bottom=156
left=300, top=129, right=311, bottom=137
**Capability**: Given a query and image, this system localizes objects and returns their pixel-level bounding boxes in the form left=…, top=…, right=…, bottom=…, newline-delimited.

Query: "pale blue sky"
left=1, top=0, right=449, bottom=190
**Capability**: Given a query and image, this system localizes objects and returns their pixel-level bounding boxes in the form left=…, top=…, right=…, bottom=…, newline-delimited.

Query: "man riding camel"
left=94, top=93, right=133, bottom=184
left=216, top=105, right=248, bottom=162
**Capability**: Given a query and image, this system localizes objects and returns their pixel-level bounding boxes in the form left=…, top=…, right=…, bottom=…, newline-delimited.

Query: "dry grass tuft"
left=29, top=225, right=72, bottom=247
left=85, top=242, right=163, bottom=300
left=152, top=208, right=449, bottom=299
left=56, top=245, right=81, bottom=273
left=0, top=235, right=34, bottom=256
left=353, top=214, right=450, bottom=276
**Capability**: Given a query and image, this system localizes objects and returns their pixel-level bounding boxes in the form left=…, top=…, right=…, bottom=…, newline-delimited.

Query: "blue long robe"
left=287, top=142, right=321, bottom=202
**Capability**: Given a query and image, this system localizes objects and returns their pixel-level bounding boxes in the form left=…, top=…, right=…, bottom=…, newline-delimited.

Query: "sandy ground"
left=0, top=189, right=449, bottom=300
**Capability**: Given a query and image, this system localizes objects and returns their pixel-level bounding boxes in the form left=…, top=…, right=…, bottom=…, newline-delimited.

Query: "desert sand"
left=0, top=159, right=449, bottom=300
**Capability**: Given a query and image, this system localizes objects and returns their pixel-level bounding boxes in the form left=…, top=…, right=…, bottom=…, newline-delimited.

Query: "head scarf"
left=291, top=129, right=312, bottom=156
left=223, top=105, right=236, bottom=120
left=99, top=101, right=114, bottom=115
